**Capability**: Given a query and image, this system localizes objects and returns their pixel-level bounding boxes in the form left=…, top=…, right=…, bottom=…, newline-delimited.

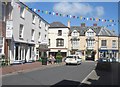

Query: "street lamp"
left=95, top=38, right=99, bottom=60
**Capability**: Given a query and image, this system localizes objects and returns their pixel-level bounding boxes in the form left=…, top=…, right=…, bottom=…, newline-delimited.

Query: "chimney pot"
left=93, top=23, right=97, bottom=26
left=81, top=23, right=85, bottom=27
left=68, top=20, right=70, bottom=28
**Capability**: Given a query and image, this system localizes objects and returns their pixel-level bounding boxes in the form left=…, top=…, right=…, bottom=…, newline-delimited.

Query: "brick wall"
left=0, top=21, right=6, bottom=37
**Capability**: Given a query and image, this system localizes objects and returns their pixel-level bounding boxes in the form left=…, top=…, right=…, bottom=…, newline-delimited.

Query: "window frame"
left=56, top=38, right=64, bottom=47
left=19, top=24, right=24, bottom=38
left=32, top=14, right=35, bottom=24
left=112, top=40, right=116, bottom=48
left=38, top=32, right=41, bottom=42
left=58, top=30, right=62, bottom=36
left=48, top=39, right=50, bottom=46
left=39, top=19, right=41, bottom=28
left=20, top=7, right=25, bottom=19
left=101, top=40, right=107, bottom=47
left=31, top=29, right=35, bottom=41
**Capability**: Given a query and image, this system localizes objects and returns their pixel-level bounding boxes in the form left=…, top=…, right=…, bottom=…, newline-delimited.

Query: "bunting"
left=17, top=4, right=119, bottom=28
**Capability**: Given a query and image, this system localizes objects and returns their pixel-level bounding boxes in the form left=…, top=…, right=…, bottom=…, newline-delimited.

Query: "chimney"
left=93, top=23, right=97, bottom=26
left=68, top=20, right=70, bottom=28
left=81, top=23, right=85, bottom=27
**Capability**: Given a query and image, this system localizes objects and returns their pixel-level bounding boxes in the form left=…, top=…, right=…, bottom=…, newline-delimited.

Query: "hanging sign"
left=6, top=20, right=13, bottom=39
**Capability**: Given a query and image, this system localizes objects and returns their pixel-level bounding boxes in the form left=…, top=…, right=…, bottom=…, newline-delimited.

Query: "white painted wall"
left=48, top=28, right=69, bottom=55
left=8, top=1, right=49, bottom=63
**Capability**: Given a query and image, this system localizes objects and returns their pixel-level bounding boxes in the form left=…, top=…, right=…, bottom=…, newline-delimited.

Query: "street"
left=2, top=62, right=96, bottom=85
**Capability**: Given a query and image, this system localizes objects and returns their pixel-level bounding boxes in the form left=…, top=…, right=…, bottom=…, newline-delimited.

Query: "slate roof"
left=70, top=26, right=117, bottom=36
left=49, top=22, right=117, bottom=36
left=50, top=22, right=68, bottom=28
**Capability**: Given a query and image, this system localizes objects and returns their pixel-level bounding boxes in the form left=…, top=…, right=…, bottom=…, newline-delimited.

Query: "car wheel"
left=66, top=63, right=68, bottom=65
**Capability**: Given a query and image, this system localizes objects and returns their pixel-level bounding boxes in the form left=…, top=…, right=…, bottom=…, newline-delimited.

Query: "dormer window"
left=86, top=29, right=94, bottom=37
left=72, top=30, right=79, bottom=37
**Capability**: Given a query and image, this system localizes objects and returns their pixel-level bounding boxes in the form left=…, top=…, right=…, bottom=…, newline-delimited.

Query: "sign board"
left=0, top=37, right=3, bottom=45
left=6, top=20, right=13, bottom=39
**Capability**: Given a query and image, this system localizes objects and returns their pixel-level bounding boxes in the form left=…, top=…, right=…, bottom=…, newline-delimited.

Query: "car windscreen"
left=66, top=56, right=74, bottom=58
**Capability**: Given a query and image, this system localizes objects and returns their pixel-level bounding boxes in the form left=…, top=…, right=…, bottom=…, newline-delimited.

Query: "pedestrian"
left=52, top=56, right=55, bottom=64
left=49, top=55, right=52, bottom=64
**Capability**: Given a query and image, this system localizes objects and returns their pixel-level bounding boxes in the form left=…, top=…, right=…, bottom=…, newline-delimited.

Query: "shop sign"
left=6, top=20, right=13, bottom=39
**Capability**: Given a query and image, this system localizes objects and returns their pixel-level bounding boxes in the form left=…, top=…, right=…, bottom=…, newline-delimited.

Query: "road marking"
left=80, top=70, right=94, bottom=84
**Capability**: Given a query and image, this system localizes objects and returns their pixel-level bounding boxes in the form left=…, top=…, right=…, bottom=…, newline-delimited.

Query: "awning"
left=99, top=49, right=118, bottom=52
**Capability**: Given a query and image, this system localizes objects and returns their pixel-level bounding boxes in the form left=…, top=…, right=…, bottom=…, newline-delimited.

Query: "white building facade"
left=5, top=1, right=49, bottom=64
left=48, top=22, right=69, bottom=57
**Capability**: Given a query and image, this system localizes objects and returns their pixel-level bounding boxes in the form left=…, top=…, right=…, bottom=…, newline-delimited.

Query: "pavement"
left=1, top=61, right=65, bottom=76
left=81, top=62, right=120, bottom=85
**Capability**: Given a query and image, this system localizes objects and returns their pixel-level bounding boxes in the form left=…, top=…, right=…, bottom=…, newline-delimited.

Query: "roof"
left=50, top=22, right=68, bottom=28
left=70, top=26, right=117, bottom=36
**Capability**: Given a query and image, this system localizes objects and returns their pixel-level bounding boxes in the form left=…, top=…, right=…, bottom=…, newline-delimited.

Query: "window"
left=112, top=40, right=116, bottom=48
left=72, top=30, right=78, bottom=37
left=20, top=7, right=25, bottom=18
left=38, top=32, right=41, bottom=42
left=48, top=39, right=50, bottom=46
left=87, top=40, right=94, bottom=48
left=56, top=38, right=64, bottom=47
left=58, top=30, right=62, bottom=36
left=32, top=14, right=35, bottom=24
left=19, top=24, right=24, bottom=38
left=101, top=40, right=107, bottom=47
left=45, top=34, right=47, bottom=40
left=87, top=32, right=94, bottom=37
left=73, top=31, right=77, bottom=36
left=45, top=24, right=47, bottom=31
left=72, top=39, right=78, bottom=48
left=31, top=29, right=35, bottom=41
left=39, top=19, right=41, bottom=28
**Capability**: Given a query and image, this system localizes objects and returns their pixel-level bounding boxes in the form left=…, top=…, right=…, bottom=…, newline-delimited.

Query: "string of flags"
left=17, top=4, right=119, bottom=28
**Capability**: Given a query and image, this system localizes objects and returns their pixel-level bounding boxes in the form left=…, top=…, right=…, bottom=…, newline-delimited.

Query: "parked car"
left=97, top=58, right=117, bottom=63
left=65, top=55, right=82, bottom=65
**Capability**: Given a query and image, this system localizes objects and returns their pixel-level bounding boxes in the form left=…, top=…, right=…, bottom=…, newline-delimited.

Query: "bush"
left=56, top=51, right=62, bottom=63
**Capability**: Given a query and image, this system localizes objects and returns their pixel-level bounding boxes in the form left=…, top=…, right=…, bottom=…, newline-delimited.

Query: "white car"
left=65, top=55, right=82, bottom=65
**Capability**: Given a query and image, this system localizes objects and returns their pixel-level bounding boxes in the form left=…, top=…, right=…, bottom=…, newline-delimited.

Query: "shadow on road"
left=81, top=62, right=120, bottom=85
left=51, top=79, right=81, bottom=87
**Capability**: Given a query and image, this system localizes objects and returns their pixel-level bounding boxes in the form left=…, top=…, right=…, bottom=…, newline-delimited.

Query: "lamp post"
left=95, top=38, right=99, bottom=60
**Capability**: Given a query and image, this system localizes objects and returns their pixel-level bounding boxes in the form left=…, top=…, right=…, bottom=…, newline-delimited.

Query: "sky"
left=24, top=1, right=119, bottom=35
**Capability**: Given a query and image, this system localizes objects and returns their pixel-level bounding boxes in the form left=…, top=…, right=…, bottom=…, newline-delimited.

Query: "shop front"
left=12, top=42, right=35, bottom=64
left=99, top=49, right=118, bottom=60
